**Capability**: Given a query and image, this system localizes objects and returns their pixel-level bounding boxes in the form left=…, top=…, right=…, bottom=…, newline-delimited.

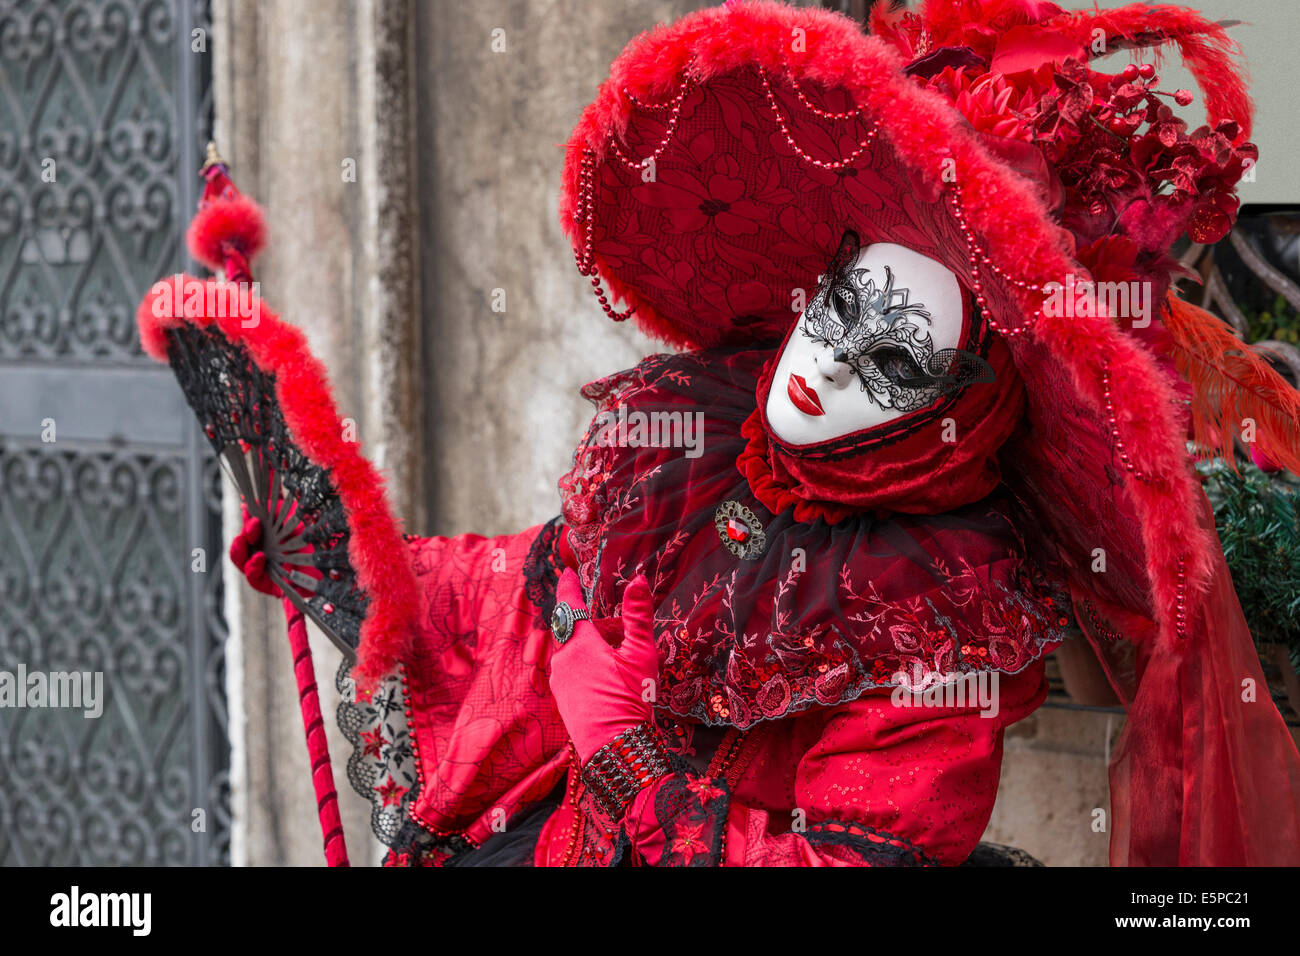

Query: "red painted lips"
left=787, top=373, right=825, bottom=416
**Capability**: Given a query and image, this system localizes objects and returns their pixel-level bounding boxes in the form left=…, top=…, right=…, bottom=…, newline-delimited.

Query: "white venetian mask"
left=765, top=237, right=986, bottom=447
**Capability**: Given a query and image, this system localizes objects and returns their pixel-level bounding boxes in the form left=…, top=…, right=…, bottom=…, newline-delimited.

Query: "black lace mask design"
left=802, top=232, right=994, bottom=413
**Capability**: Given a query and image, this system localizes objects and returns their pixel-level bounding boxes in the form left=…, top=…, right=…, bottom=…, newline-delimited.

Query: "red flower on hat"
left=634, top=244, right=696, bottom=295
left=929, top=66, right=1039, bottom=142
left=694, top=275, right=773, bottom=326
left=772, top=205, right=837, bottom=272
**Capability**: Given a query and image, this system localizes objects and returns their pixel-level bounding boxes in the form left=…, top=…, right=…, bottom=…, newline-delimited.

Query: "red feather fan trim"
left=137, top=277, right=418, bottom=688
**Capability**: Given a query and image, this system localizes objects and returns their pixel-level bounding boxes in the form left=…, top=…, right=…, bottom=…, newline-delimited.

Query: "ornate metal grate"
left=0, top=0, right=229, bottom=865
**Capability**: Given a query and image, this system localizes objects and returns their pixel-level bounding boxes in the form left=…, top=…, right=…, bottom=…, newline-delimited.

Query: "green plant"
left=1199, top=456, right=1300, bottom=672
left=1240, top=292, right=1300, bottom=345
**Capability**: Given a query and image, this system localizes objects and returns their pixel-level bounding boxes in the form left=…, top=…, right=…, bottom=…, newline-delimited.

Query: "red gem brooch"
left=714, top=500, right=766, bottom=560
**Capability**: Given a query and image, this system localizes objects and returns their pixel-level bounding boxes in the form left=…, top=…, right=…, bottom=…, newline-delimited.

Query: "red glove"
left=547, top=569, right=660, bottom=762
left=228, top=507, right=280, bottom=597
left=557, top=526, right=578, bottom=571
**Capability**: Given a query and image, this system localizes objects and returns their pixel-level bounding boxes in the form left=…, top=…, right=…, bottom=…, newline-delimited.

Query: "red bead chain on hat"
left=576, top=67, right=1051, bottom=339
left=759, top=67, right=879, bottom=170
left=946, top=185, right=1044, bottom=337
left=1099, top=360, right=1190, bottom=639
left=572, top=149, right=635, bottom=322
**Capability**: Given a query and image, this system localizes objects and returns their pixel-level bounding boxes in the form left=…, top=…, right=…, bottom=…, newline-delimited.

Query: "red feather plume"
left=1038, top=4, right=1253, bottom=141
left=879, top=2, right=1254, bottom=143
left=1163, top=293, right=1300, bottom=475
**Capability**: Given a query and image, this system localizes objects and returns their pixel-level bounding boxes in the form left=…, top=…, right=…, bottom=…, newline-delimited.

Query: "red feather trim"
left=1164, top=293, right=1300, bottom=476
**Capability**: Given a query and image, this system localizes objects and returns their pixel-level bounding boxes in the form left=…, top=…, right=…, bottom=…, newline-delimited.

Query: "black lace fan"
left=167, top=324, right=363, bottom=660
left=139, top=147, right=415, bottom=686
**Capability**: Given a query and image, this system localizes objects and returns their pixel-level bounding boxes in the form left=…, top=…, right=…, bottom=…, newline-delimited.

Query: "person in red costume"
left=231, top=265, right=1066, bottom=867
left=213, top=1, right=1300, bottom=866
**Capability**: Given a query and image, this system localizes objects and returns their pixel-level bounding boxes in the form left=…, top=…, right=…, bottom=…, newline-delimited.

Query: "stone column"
left=413, top=1, right=702, bottom=536
left=212, top=0, right=421, bottom=865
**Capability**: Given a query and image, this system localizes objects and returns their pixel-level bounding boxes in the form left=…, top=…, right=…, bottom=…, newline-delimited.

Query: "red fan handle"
left=284, top=599, right=350, bottom=867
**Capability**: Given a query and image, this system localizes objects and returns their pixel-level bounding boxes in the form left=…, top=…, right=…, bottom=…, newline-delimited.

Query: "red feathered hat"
left=561, top=0, right=1300, bottom=865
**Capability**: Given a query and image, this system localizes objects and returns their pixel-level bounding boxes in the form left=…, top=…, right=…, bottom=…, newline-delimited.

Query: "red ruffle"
left=737, top=411, right=857, bottom=526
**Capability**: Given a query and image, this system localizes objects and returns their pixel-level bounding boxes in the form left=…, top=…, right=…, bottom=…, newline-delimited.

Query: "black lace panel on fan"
left=166, top=325, right=364, bottom=658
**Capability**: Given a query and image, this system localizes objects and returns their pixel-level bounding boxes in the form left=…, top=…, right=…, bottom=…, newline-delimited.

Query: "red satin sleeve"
left=626, top=660, right=1048, bottom=866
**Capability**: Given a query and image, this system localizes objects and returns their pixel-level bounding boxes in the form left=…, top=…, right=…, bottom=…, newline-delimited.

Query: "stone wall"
left=413, top=0, right=697, bottom=538
left=986, top=708, right=1116, bottom=866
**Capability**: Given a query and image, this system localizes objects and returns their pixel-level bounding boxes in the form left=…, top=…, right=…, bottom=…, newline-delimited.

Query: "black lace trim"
left=522, top=516, right=566, bottom=630
left=961, top=842, right=1044, bottom=867
left=334, top=659, right=467, bottom=861
left=381, top=833, right=474, bottom=867
left=803, top=819, right=938, bottom=866
left=440, top=783, right=565, bottom=867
